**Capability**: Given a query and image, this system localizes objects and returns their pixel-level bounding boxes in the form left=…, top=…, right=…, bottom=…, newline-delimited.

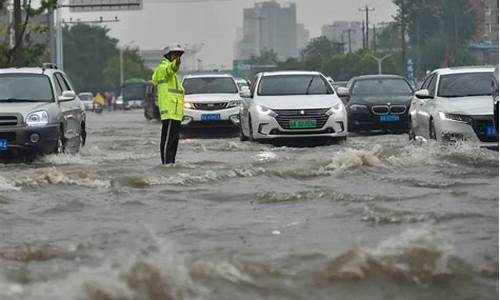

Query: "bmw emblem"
left=300, top=110, right=305, bottom=115
left=387, top=102, right=391, bottom=106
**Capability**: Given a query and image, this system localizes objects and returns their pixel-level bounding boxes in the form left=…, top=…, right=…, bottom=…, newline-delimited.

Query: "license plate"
left=380, top=115, right=400, bottom=122
left=201, top=114, right=221, bottom=121
left=289, top=119, right=317, bottom=129
left=0, top=139, right=7, bottom=151
left=485, top=126, right=498, bottom=137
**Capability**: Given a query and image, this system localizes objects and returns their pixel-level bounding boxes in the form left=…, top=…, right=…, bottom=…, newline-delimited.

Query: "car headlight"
left=227, top=100, right=241, bottom=108
left=326, top=103, right=344, bottom=116
left=184, top=102, right=194, bottom=109
left=256, top=104, right=277, bottom=117
left=26, top=110, right=49, bottom=127
left=439, top=112, right=472, bottom=123
left=349, top=104, right=368, bottom=112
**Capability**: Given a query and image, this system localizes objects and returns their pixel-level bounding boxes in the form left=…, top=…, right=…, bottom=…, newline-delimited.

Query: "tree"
left=250, top=48, right=279, bottom=65
left=63, top=24, right=119, bottom=93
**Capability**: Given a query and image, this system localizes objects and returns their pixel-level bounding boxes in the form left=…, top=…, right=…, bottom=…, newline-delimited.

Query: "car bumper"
left=437, top=117, right=499, bottom=147
left=182, top=107, right=240, bottom=128
left=252, top=112, right=347, bottom=139
left=0, top=124, right=59, bottom=156
left=349, top=112, right=409, bottom=131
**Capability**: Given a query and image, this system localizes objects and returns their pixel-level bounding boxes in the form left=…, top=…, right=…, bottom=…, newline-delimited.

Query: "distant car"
left=239, top=71, right=347, bottom=142
left=0, top=64, right=86, bottom=158
left=78, top=92, right=94, bottom=111
left=337, top=75, right=414, bottom=133
left=235, top=77, right=250, bottom=91
left=115, top=95, right=124, bottom=110
left=409, top=66, right=498, bottom=147
left=182, top=74, right=242, bottom=129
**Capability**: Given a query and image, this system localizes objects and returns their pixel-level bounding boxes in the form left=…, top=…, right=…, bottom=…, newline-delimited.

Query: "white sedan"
left=239, top=71, right=348, bottom=142
left=409, top=66, right=498, bottom=147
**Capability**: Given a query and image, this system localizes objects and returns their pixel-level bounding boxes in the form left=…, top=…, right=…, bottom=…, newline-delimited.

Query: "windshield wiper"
left=305, top=76, right=315, bottom=95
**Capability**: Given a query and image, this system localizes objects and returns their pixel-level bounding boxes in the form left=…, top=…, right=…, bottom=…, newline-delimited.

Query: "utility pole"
left=368, top=54, right=392, bottom=74
left=361, top=20, right=366, bottom=49
left=359, top=5, right=375, bottom=51
left=13, top=0, right=22, bottom=65
left=119, top=48, right=124, bottom=86
left=400, top=0, right=406, bottom=76
left=373, top=24, right=376, bottom=51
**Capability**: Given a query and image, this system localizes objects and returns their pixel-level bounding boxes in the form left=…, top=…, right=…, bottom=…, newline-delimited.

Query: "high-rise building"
left=470, top=0, right=499, bottom=43
left=321, top=21, right=363, bottom=52
left=235, top=1, right=306, bottom=61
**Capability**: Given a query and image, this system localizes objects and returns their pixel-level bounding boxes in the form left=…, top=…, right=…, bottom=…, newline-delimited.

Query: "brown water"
left=0, top=110, right=498, bottom=300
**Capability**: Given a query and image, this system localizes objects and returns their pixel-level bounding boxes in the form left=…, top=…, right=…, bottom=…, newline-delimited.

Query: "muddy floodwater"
left=0, top=110, right=498, bottom=300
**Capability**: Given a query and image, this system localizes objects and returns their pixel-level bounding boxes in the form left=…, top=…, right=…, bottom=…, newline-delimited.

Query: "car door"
left=417, top=73, right=438, bottom=139
left=241, top=75, right=259, bottom=135
left=53, top=72, right=81, bottom=145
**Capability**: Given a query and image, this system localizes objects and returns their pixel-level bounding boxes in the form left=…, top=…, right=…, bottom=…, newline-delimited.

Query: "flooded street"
left=0, top=110, right=498, bottom=300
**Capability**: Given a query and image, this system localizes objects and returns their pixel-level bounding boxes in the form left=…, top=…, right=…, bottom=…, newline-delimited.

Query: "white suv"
left=182, top=74, right=242, bottom=128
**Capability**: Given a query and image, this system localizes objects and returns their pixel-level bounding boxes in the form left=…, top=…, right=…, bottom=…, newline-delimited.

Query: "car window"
left=428, top=74, right=438, bottom=96
left=420, top=74, right=433, bottom=90
left=437, top=72, right=493, bottom=98
left=0, top=74, right=54, bottom=102
left=183, top=77, right=238, bottom=95
left=351, top=78, right=413, bottom=96
left=55, top=73, right=70, bottom=91
left=258, top=75, right=332, bottom=96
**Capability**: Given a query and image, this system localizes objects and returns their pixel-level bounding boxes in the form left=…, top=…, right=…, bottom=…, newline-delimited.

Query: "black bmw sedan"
left=338, top=75, right=414, bottom=133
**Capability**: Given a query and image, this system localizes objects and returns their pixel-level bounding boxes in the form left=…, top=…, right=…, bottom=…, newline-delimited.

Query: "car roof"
left=0, top=67, right=62, bottom=75
left=351, top=74, right=406, bottom=81
left=261, top=71, right=322, bottom=77
left=432, top=66, right=494, bottom=75
left=183, top=73, right=234, bottom=79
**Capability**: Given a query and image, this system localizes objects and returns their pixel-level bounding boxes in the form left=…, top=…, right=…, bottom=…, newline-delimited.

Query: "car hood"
left=437, top=96, right=493, bottom=115
left=255, top=95, right=342, bottom=110
left=0, top=102, right=54, bottom=117
left=185, top=93, right=241, bottom=103
left=349, top=95, right=412, bottom=106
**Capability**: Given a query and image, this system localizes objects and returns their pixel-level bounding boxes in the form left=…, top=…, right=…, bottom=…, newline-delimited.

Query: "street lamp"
left=368, top=53, right=392, bottom=74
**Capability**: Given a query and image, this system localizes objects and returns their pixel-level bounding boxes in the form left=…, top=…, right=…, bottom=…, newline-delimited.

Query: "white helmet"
left=163, top=43, right=185, bottom=58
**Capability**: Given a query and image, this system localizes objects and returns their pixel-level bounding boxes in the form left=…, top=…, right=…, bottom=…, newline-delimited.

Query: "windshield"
left=351, top=78, right=413, bottom=96
left=438, top=72, right=493, bottom=97
left=79, top=94, right=93, bottom=101
left=258, top=75, right=332, bottom=96
left=184, top=77, right=238, bottom=94
left=122, top=83, right=146, bottom=100
left=0, top=74, right=54, bottom=102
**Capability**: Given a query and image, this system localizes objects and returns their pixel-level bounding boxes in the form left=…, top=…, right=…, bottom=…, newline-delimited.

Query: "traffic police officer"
left=152, top=44, right=185, bottom=164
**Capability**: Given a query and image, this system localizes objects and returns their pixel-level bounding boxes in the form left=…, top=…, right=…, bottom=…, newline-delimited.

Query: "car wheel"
left=429, top=120, right=437, bottom=140
left=248, top=115, right=255, bottom=141
left=54, top=127, right=66, bottom=154
left=239, top=117, right=249, bottom=141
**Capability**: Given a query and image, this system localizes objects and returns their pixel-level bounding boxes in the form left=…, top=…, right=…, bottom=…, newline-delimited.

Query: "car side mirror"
left=59, top=91, right=76, bottom=102
left=240, top=87, right=252, bottom=98
left=415, top=89, right=432, bottom=99
left=336, top=87, right=350, bottom=97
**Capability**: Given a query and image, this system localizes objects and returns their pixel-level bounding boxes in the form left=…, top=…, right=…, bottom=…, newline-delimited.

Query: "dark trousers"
left=160, top=119, right=181, bottom=164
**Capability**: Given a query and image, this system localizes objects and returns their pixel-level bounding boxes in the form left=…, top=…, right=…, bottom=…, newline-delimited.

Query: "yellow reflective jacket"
left=152, top=59, right=184, bottom=121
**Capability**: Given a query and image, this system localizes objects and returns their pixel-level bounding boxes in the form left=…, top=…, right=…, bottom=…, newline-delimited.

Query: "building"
left=470, top=0, right=499, bottom=43
left=235, top=1, right=307, bottom=61
left=321, top=21, right=363, bottom=52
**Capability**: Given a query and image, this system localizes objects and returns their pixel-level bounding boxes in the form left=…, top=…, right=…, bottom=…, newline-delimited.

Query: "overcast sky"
left=64, top=0, right=397, bottom=68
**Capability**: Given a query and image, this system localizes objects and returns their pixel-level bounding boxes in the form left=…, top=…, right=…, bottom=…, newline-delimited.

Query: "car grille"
left=0, top=115, right=18, bottom=127
left=0, top=132, right=16, bottom=142
left=390, top=105, right=407, bottom=114
left=371, top=105, right=407, bottom=115
left=471, top=116, right=498, bottom=143
left=372, top=106, right=390, bottom=115
left=193, top=102, right=228, bottom=111
left=274, top=108, right=330, bottom=130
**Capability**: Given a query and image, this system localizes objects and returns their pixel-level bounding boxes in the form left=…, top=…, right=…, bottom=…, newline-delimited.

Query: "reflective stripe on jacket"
left=152, top=59, right=184, bottom=121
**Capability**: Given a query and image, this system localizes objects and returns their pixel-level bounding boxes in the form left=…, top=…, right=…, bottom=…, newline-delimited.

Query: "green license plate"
left=289, top=119, right=317, bottom=129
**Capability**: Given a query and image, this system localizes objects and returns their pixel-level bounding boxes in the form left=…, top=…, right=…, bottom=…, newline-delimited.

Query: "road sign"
left=69, top=0, right=143, bottom=12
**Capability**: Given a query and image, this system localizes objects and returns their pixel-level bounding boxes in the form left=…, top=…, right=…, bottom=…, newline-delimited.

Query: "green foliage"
left=250, top=48, right=279, bottom=65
